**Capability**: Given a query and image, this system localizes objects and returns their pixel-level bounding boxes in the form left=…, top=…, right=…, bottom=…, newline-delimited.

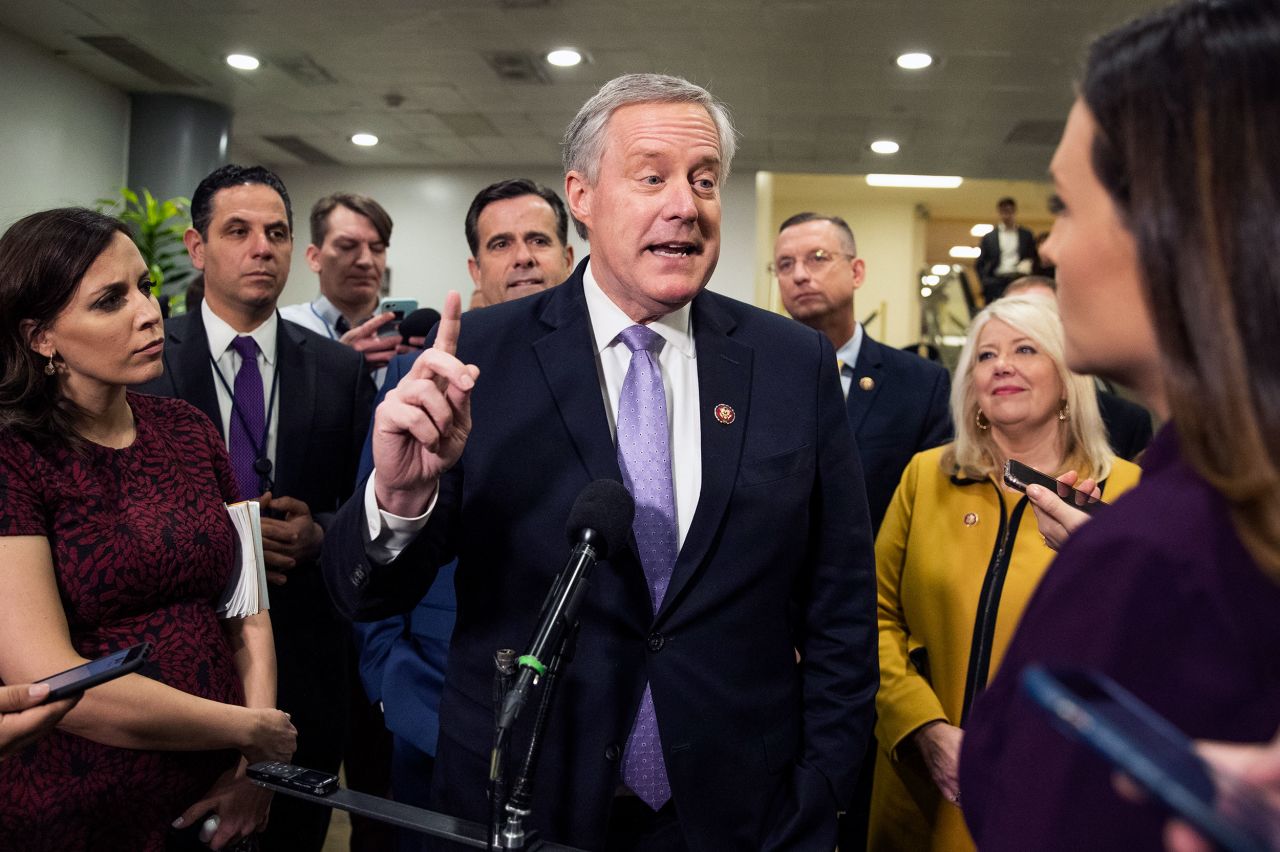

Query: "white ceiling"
left=0, top=0, right=1163, bottom=179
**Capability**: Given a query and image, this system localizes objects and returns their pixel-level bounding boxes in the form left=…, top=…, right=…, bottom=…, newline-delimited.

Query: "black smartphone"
left=247, top=761, right=339, bottom=796
left=1003, top=458, right=1107, bottom=516
left=36, top=642, right=151, bottom=702
left=1022, top=665, right=1280, bottom=852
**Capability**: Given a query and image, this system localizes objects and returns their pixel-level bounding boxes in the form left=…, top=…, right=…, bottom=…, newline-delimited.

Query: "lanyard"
left=210, top=344, right=281, bottom=493
left=309, top=301, right=338, bottom=340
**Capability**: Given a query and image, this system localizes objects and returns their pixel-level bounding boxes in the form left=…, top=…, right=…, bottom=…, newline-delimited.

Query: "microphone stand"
left=489, top=650, right=518, bottom=852
left=498, top=621, right=581, bottom=850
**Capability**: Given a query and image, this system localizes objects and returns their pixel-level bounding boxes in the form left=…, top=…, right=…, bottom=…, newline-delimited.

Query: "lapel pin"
left=964, top=512, right=979, bottom=526
left=713, top=403, right=735, bottom=425
left=859, top=376, right=875, bottom=392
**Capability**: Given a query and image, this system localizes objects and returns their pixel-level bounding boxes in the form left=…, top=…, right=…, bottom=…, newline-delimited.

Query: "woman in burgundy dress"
left=0, top=208, right=296, bottom=851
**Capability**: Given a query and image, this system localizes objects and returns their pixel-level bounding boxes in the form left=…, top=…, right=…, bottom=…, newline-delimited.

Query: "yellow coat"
left=868, top=445, right=1142, bottom=852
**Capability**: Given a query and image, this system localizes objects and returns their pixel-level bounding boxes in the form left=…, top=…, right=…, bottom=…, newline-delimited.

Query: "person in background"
left=280, top=193, right=423, bottom=388
left=351, top=177, right=575, bottom=851
left=136, top=165, right=374, bottom=852
left=870, top=295, right=1140, bottom=851
left=0, top=207, right=295, bottom=851
left=975, top=197, right=1037, bottom=305
left=960, top=2, right=1280, bottom=849
left=772, top=211, right=951, bottom=849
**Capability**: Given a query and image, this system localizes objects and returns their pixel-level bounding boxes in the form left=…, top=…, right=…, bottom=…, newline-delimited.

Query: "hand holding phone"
left=1004, top=459, right=1106, bottom=516
left=1022, top=666, right=1280, bottom=852
left=35, top=642, right=150, bottom=703
left=374, top=298, right=418, bottom=338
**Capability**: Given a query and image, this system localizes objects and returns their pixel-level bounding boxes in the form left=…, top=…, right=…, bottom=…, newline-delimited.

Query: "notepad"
left=217, top=500, right=271, bottom=618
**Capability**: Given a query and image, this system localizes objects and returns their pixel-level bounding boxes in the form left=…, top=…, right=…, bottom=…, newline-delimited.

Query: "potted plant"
left=96, top=188, right=196, bottom=314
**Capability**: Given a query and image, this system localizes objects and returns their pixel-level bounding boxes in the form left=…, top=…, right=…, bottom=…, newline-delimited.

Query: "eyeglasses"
left=767, top=248, right=855, bottom=277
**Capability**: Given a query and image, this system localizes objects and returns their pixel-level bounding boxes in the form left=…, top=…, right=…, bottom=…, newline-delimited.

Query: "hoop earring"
left=975, top=409, right=990, bottom=431
left=44, top=354, right=56, bottom=377
left=1058, top=399, right=1069, bottom=421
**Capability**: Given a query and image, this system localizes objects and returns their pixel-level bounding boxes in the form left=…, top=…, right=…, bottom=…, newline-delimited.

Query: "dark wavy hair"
left=464, top=178, right=569, bottom=256
left=0, top=208, right=131, bottom=448
left=1083, top=0, right=1280, bottom=576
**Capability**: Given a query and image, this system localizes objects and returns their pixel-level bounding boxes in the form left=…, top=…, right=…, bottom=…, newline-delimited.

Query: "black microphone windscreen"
left=565, top=479, right=634, bottom=560
left=400, top=308, right=442, bottom=341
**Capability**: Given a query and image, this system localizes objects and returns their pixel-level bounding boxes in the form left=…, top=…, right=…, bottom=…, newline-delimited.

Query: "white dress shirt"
left=835, top=323, right=866, bottom=400
left=363, top=263, right=704, bottom=558
left=279, top=295, right=342, bottom=340
left=996, top=224, right=1021, bottom=275
left=202, top=300, right=280, bottom=484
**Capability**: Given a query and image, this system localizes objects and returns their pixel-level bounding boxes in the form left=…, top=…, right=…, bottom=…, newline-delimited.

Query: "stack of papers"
left=216, top=500, right=271, bottom=619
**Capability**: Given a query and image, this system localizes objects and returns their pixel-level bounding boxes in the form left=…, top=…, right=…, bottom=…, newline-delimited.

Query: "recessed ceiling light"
left=970, top=223, right=995, bottom=237
left=920, top=287, right=931, bottom=298
left=226, top=53, right=260, bottom=71
left=546, top=48, right=582, bottom=67
left=922, top=274, right=941, bottom=286
left=351, top=133, right=379, bottom=147
left=869, top=140, right=900, bottom=155
left=931, top=263, right=951, bottom=275
left=866, top=174, right=963, bottom=188
left=949, top=245, right=982, bottom=259
left=896, top=52, right=933, bottom=70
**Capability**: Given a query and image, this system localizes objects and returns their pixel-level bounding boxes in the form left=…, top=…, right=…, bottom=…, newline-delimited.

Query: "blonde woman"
left=869, top=295, right=1141, bottom=851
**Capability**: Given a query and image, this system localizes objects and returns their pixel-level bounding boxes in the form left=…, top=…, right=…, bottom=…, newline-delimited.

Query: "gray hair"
left=562, top=73, right=738, bottom=238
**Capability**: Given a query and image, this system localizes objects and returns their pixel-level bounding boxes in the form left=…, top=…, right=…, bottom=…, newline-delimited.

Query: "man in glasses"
left=773, top=211, right=952, bottom=849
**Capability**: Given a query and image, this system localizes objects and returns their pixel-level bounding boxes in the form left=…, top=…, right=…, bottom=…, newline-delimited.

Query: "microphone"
left=398, top=307, right=441, bottom=345
left=495, top=479, right=634, bottom=731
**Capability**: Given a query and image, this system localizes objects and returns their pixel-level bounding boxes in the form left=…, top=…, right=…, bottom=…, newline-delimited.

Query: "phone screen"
left=1023, top=666, right=1278, bottom=852
left=37, top=643, right=150, bottom=702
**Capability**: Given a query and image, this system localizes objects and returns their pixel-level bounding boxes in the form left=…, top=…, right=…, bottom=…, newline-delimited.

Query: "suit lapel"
left=168, top=312, right=224, bottom=439
left=847, top=335, right=886, bottom=436
left=273, top=316, right=314, bottom=495
left=656, top=293, right=751, bottom=623
left=532, top=272, right=621, bottom=484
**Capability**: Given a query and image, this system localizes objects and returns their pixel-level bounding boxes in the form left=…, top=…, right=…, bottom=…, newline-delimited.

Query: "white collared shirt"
left=835, top=323, right=865, bottom=400
left=582, top=263, right=701, bottom=551
left=279, top=295, right=343, bottom=340
left=997, top=224, right=1021, bottom=275
left=364, top=261, right=704, bottom=557
left=202, top=300, right=280, bottom=483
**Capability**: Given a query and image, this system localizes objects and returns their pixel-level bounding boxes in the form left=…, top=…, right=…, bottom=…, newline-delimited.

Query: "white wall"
left=0, top=27, right=130, bottom=227
left=272, top=165, right=758, bottom=313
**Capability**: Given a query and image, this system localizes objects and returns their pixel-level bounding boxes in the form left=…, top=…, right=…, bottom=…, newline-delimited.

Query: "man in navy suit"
left=351, top=178, right=576, bottom=849
left=322, top=73, right=876, bottom=851
left=136, top=165, right=374, bottom=851
left=774, top=213, right=952, bottom=532
left=773, top=212, right=951, bottom=851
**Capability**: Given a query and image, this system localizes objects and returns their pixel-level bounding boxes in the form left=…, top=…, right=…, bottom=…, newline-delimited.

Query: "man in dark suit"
left=136, top=164, right=374, bottom=851
left=772, top=212, right=951, bottom=850
left=976, top=196, right=1038, bottom=305
left=773, top=212, right=952, bottom=532
left=322, top=73, right=876, bottom=851
left=351, top=179, right=577, bottom=850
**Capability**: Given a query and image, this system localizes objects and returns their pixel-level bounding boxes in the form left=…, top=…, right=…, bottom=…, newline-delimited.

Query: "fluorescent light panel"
left=949, top=246, right=981, bottom=259
left=970, top=223, right=994, bottom=237
left=866, top=174, right=963, bottom=188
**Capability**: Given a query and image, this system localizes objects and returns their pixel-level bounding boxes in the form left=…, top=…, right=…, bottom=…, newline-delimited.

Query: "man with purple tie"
left=322, top=75, right=876, bottom=851
left=137, top=164, right=374, bottom=852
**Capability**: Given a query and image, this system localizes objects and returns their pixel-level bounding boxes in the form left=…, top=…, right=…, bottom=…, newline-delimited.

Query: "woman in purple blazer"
left=957, top=2, right=1280, bottom=850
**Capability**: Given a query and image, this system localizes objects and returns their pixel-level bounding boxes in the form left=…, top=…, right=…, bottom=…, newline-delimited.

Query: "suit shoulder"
left=702, top=290, right=823, bottom=346
left=877, top=341, right=949, bottom=380
left=162, top=312, right=195, bottom=336
left=283, top=319, right=364, bottom=367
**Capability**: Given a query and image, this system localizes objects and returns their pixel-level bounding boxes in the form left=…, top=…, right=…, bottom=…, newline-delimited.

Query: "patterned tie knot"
left=618, top=324, right=663, bottom=355
left=231, top=335, right=259, bottom=360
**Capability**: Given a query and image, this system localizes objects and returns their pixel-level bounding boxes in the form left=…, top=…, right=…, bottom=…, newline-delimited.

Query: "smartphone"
left=375, top=298, right=418, bottom=338
left=36, top=642, right=151, bottom=702
left=1022, top=665, right=1279, bottom=852
left=247, top=761, right=339, bottom=796
left=1003, top=458, right=1107, bottom=516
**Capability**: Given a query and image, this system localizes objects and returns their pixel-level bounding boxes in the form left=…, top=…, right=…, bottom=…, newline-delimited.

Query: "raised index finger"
left=433, top=290, right=462, bottom=356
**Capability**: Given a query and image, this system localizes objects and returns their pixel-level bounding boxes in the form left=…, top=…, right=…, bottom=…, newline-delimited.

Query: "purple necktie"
left=228, top=336, right=265, bottom=500
left=616, top=324, right=676, bottom=810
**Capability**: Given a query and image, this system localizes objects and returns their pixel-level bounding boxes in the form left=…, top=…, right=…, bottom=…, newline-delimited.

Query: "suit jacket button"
left=647, top=633, right=664, bottom=652
left=351, top=566, right=367, bottom=587
left=604, top=744, right=621, bottom=762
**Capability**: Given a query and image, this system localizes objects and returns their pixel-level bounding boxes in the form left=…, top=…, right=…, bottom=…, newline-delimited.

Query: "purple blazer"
left=960, top=425, right=1280, bottom=851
